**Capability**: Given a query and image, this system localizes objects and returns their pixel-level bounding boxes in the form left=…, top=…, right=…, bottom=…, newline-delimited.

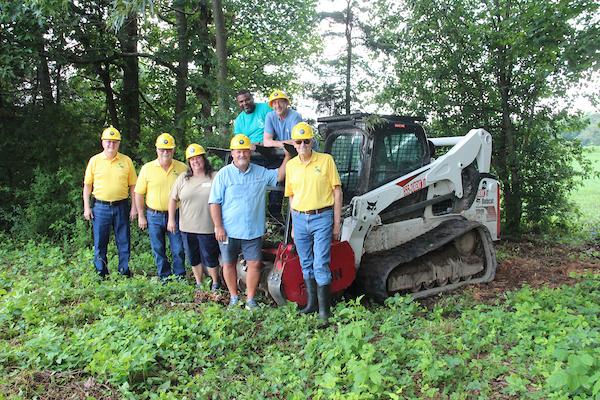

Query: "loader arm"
left=341, top=128, right=494, bottom=267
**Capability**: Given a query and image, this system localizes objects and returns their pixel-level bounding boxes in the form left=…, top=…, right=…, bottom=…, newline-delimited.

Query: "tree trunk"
left=96, top=62, right=120, bottom=129
left=497, top=53, right=521, bottom=235
left=37, top=35, right=54, bottom=106
left=211, top=0, right=228, bottom=134
left=118, top=14, right=140, bottom=146
left=344, top=0, right=352, bottom=115
left=192, top=0, right=213, bottom=127
left=174, top=0, right=189, bottom=145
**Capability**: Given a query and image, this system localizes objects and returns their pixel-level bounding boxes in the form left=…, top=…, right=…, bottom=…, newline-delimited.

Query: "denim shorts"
left=181, top=232, right=220, bottom=268
left=218, top=237, right=263, bottom=264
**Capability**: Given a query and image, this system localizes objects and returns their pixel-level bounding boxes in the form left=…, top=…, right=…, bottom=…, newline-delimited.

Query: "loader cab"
left=319, top=114, right=430, bottom=205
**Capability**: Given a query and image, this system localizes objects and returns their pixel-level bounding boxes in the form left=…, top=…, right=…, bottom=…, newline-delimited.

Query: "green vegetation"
left=0, top=239, right=598, bottom=399
left=572, top=146, right=600, bottom=219
left=565, top=114, right=600, bottom=146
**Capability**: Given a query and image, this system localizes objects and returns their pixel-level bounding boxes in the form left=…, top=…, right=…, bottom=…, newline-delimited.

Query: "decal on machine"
left=402, top=178, right=426, bottom=196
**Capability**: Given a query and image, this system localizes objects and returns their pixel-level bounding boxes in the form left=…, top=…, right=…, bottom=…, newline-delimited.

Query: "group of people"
left=83, top=89, right=342, bottom=325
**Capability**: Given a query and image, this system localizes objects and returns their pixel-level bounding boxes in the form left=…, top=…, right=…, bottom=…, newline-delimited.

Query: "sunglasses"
left=294, top=139, right=311, bottom=145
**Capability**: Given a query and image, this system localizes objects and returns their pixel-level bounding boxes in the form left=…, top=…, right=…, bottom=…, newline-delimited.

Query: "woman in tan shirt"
left=168, top=144, right=221, bottom=290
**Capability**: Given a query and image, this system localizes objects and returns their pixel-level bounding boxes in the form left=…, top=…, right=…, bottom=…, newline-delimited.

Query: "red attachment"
left=394, top=123, right=406, bottom=128
left=276, top=241, right=356, bottom=306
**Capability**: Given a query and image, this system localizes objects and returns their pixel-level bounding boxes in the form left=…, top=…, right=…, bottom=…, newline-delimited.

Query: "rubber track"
left=356, top=219, right=496, bottom=302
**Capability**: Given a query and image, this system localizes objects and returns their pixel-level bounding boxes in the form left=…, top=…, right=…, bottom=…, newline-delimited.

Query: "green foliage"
left=0, top=238, right=598, bottom=398
left=564, top=113, right=600, bottom=146
left=366, top=0, right=600, bottom=234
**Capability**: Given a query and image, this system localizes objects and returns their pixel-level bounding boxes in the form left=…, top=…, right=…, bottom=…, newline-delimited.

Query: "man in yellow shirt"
left=83, top=126, right=137, bottom=277
left=135, top=133, right=188, bottom=280
left=285, top=122, right=342, bottom=326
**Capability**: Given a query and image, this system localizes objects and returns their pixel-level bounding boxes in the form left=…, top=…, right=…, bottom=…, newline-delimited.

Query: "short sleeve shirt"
left=264, top=109, right=303, bottom=141
left=84, top=152, right=137, bottom=201
left=208, top=163, right=278, bottom=240
left=170, top=172, right=215, bottom=234
left=135, top=159, right=188, bottom=211
left=285, top=152, right=341, bottom=211
left=233, top=103, right=271, bottom=144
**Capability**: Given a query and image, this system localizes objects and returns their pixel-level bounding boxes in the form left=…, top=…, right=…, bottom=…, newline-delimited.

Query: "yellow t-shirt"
left=135, top=159, right=188, bottom=211
left=84, top=152, right=137, bottom=201
left=285, top=151, right=341, bottom=211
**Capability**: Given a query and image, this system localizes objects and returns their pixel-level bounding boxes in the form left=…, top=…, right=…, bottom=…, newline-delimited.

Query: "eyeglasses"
left=294, top=139, right=311, bottom=145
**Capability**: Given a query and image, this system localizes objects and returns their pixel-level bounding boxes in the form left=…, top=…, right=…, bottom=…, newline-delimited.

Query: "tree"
left=314, top=0, right=371, bottom=115
left=368, top=0, right=600, bottom=234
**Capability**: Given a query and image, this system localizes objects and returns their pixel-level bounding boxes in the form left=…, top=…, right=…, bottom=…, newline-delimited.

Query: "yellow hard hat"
left=291, top=122, right=314, bottom=140
left=101, top=126, right=121, bottom=141
left=230, top=134, right=252, bottom=150
left=155, top=133, right=176, bottom=149
left=268, top=90, right=290, bottom=107
left=186, top=143, right=206, bottom=159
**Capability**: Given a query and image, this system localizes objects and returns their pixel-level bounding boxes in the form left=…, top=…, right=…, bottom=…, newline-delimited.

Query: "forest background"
left=1, top=0, right=599, bottom=242
left=1, top=0, right=600, bottom=398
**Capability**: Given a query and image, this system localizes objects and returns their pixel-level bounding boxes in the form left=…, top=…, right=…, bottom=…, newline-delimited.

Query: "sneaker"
left=245, top=298, right=258, bottom=310
left=195, top=283, right=202, bottom=290
left=211, top=282, right=221, bottom=292
left=228, top=295, right=239, bottom=307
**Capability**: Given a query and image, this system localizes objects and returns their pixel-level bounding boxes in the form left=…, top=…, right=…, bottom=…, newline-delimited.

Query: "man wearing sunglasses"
left=284, top=122, right=342, bottom=327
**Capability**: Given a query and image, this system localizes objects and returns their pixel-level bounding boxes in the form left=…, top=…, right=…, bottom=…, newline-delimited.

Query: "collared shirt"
left=135, top=159, right=188, bottom=211
left=209, top=163, right=278, bottom=240
left=264, top=108, right=303, bottom=141
left=285, top=151, right=341, bottom=212
left=84, top=152, right=137, bottom=202
left=234, top=102, right=271, bottom=144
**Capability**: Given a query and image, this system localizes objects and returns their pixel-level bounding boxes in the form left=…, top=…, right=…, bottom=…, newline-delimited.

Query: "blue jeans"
left=146, top=209, right=185, bottom=279
left=92, top=201, right=130, bottom=276
left=291, top=209, right=333, bottom=286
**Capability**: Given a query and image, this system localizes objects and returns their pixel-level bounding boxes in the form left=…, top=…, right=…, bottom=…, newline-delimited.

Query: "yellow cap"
left=155, top=133, right=176, bottom=149
left=291, top=122, right=314, bottom=140
left=186, top=143, right=206, bottom=159
left=268, top=90, right=290, bottom=107
left=230, top=134, right=252, bottom=150
left=101, top=126, right=121, bottom=141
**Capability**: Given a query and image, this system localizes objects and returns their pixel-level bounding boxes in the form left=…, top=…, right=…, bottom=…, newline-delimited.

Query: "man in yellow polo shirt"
left=285, top=122, right=342, bottom=326
left=83, top=126, right=137, bottom=277
left=135, top=133, right=188, bottom=280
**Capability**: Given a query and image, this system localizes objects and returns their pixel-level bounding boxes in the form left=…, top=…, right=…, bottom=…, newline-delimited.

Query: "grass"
left=0, top=239, right=598, bottom=399
left=571, top=146, right=600, bottom=221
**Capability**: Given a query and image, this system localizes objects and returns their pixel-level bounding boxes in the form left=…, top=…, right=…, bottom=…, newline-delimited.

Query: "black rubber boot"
left=300, top=278, right=318, bottom=314
left=317, top=284, right=331, bottom=327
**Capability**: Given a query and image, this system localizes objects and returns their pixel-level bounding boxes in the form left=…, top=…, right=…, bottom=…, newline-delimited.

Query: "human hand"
left=215, top=226, right=227, bottom=242
left=129, top=207, right=137, bottom=221
left=138, top=215, right=148, bottom=230
left=333, top=223, right=341, bottom=241
left=83, top=206, right=93, bottom=221
left=167, top=219, right=176, bottom=233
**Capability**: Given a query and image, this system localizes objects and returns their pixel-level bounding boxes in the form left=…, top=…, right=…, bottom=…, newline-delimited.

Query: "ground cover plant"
left=0, top=237, right=598, bottom=399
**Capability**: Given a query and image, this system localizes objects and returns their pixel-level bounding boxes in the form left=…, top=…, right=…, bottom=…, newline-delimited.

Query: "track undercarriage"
left=356, top=220, right=497, bottom=301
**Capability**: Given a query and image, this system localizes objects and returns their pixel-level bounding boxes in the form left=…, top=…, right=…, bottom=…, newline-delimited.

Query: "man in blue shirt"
left=263, top=90, right=303, bottom=148
left=209, top=134, right=290, bottom=309
left=233, top=90, right=271, bottom=144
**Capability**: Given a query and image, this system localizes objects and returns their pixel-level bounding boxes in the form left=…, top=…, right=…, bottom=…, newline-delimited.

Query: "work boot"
left=317, top=284, right=331, bottom=328
left=300, top=278, right=318, bottom=314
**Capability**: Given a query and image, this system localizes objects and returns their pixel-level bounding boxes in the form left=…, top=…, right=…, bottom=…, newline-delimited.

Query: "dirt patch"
left=1, top=370, right=119, bottom=400
left=468, top=240, right=600, bottom=302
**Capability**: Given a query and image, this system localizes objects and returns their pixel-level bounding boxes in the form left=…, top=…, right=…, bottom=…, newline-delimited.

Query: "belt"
left=147, top=207, right=168, bottom=214
left=94, top=198, right=128, bottom=206
left=293, top=206, right=332, bottom=215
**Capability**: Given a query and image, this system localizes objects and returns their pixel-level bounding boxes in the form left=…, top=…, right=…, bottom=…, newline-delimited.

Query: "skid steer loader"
left=214, top=113, right=500, bottom=304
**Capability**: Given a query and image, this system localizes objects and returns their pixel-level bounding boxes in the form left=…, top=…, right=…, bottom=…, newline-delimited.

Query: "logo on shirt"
left=314, top=166, right=322, bottom=175
left=117, top=162, right=124, bottom=169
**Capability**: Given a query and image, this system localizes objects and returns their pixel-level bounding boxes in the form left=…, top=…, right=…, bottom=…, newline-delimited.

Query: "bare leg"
left=191, top=264, right=204, bottom=285
left=222, top=262, right=238, bottom=297
left=207, top=267, right=220, bottom=285
left=245, top=261, right=261, bottom=299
